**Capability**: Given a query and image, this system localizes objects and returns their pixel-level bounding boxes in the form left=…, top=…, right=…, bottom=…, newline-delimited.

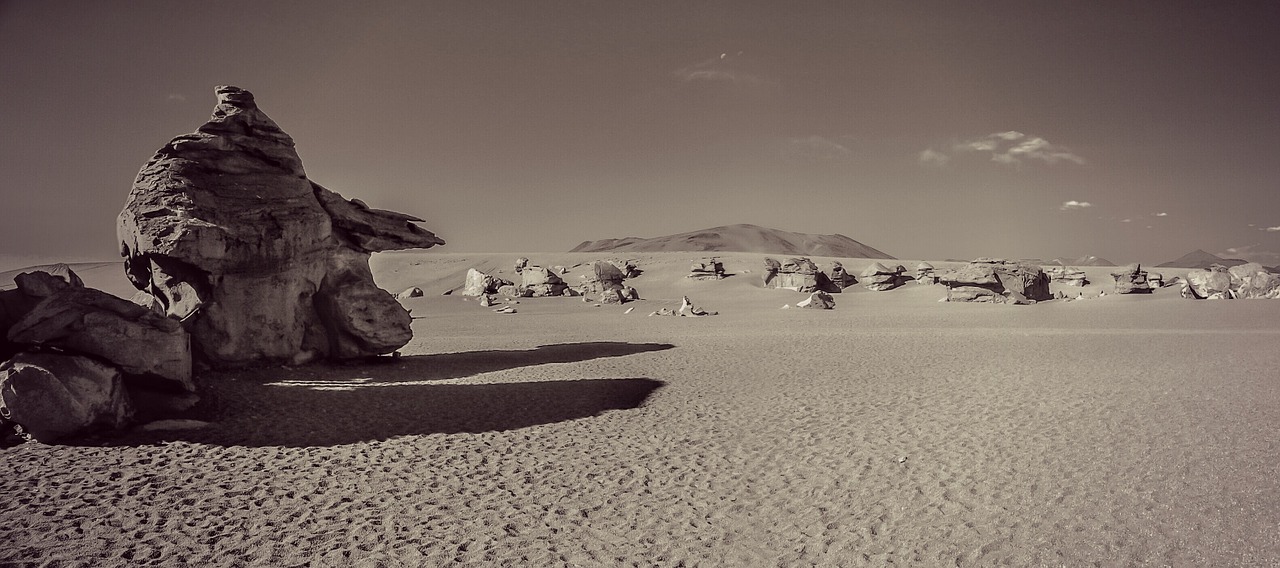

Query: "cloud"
left=1121, top=218, right=1132, bottom=223
left=1059, top=200, right=1093, bottom=211
left=674, top=54, right=764, bottom=85
left=166, top=93, right=186, bottom=102
left=1217, top=244, right=1280, bottom=265
left=917, top=149, right=949, bottom=167
left=1262, top=226, right=1280, bottom=232
left=1153, top=212, right=1168, bottom=217
left=948, top=131, right=1086, bottom=166
left=782, top=136, right=850, bottom=163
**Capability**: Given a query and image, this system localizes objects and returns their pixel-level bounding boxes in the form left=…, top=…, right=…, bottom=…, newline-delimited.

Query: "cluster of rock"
left=1, top=268, right=195, bottom=442
left=458, top=258, right=641, bottom=305
left=687, top=258, right=725, bottom=280
left=939, top=258, right=1051, bottom=304
left=118, top=86, right=444, bottom=368
left=1109, top=264, right=1153, bottom=294
left=915, top=262, right=937, bottom=284
left=1046, top=266, right=1089, bottom=287
left=860, top=262, right=909, bottom=291
left=1183, top=263, right=1280, bottom=300
left=463, top=269, right=513, bottom=297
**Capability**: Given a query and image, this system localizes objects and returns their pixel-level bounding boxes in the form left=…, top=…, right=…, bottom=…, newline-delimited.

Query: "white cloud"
left=1217, top=244, right=1280, bottom=265
left=1153, top=212, right=1168, bottom=217
left=1059, top=200, right=1093, bottom=211
left=917, top=149, right=949, bottom=167
left=1262, top=226, right=1280, bottom=232
left=167, top=93, right=186, bottom=101
left=674, top=55, right=764, bottom=85
left=782, top=136, right=850, bottom=163
left=948, top=131, right=1085, bottom=166
left=1121, top=218, right=1132, bottom=223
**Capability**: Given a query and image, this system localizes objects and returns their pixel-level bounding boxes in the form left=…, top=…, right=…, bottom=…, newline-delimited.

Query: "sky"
left=3, top=1, right=1280, bottom=270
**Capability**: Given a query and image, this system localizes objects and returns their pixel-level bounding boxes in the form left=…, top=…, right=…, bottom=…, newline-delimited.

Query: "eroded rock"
left=117, top=86, right=443, bottom=368
left=0, top=352, right=134, bottom=443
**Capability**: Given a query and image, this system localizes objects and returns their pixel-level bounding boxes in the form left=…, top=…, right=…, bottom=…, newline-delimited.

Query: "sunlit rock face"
left=118, top=86, right=444, bottom=368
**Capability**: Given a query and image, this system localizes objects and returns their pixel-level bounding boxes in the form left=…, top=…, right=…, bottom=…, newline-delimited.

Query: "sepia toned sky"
left=3, top=1, right=1280, bottom=269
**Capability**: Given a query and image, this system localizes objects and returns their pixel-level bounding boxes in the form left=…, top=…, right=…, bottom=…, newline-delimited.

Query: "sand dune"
left=2, top=252, right=1278, bottom=566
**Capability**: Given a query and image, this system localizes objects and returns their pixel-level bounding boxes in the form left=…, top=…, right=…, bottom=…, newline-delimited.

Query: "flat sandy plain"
left=2, top=252, right=1278, bottom=567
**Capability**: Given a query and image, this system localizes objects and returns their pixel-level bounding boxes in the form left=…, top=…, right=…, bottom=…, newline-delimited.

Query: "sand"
left=2, top=252, right=1278, bottom=566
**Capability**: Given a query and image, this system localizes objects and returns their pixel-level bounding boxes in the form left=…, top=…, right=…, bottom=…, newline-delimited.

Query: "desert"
left=3, top=249, right=1279, bottom=566
left=5, top=3, right=1280, bottom=565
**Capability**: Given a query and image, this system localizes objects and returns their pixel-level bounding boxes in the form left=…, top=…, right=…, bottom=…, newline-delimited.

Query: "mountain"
left=570, top=224, right=895, bottom=259
left=1156, top=249, right=1248, bottom=269
left=1047, top=255, right=1115, bottom=267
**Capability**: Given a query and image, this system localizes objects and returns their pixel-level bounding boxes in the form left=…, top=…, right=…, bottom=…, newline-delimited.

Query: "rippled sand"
left=2, top=253, right=1278, bottom=566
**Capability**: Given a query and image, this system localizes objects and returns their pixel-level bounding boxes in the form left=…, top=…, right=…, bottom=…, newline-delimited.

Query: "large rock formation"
left=939, top=259, right=1051, bottom=303
left=462, top=269, right=511, bottom=297
left=687, top=258, right=725, bottom=280
left=914, top=262, right=937, bottom=284
left=1183, top=263, right=1280, bottom=300
left=1047, top=266, right=1089, bottom=287
left=828, top=262, right=856, bottom=290
left=117, top=86, right=443, bottom=368
left=859, top=262, right=907, bottom=291
left=578, top=261, right=627, bottom=296
left=0, top=353, right=134, bottom=443
left=1109, top=264, right=1153, bottom=294
left=520, top=266, right=568, bottom=297
left=764, top=258, right=821, bottom=292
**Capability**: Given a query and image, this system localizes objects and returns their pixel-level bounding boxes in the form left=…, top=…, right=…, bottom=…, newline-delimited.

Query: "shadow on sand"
left=97, top=342, right=672, bottom=448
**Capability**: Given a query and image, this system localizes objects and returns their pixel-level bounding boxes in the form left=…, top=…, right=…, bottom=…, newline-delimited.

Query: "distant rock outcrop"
left=687, top=258, right=725, bottom=280
left=914, top=262, right=937, bottom=284
left=117, top=86, right=443, bottom=368
left=1109, top=264, right=1153, bottom=294
left=463, top=269, right=511, bottom=297
left=571, top=224, right=894, bottom=259
left=520, top=266, right=569, bottom=297
left=859, top=262, right=907, bottom=291
left=763, top=258, right=821, bottom=293
left=578, top=261, right=627, bottom=296
left=796, top=291, right=835, bottom=309
left=939, top=259, right=1050, bottom=303
left=1046, top=266, right=1089, bottom=287
left=1183, top=263, right=1280, bottom=299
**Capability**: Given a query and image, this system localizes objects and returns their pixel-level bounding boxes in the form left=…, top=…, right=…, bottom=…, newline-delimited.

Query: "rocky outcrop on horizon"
left=571, top=224, right=895, bottom=259
left=1110, top=264, right=1153, bottom=294
left=939, top=259, right=1051, bottom=304
left=1183, top=263, right=1280, bottom=299
left=1046, top=266, right=1089, bottom=287
left=117, top=86, right=443, bottom=368
left=859, top=262, right=907, bottom=291
left=763, top=258, right=822, bottom=293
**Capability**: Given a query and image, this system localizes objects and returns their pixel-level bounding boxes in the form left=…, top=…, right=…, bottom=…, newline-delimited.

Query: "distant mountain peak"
left=570, top=224, right=895, bottom=259
left=1048, top=255, right=1115, bottom=267
left=1157, top=249, right=1247, bottom=269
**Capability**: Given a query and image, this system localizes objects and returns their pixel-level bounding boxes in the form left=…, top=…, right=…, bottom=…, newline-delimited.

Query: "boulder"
left=1146, top=272, right=1164, bottom=288
left=828, top=262, right=856, bottom=289
left=1047, top=266, right=1089, bottom=287
left=514, top=257, right=529, bottom=273
left=915, top=262, right=937, bottom=284
left=1109, top=263, right=1152, bottom=294
left=601, top=288, right=627, bottom=304
left=796, top=291, right=835, bottom=309
left=688, top=258, right=725, bottom=280
left=860, top=262, right=907, bottom=291
left=678, top=296, right=716, bottom=316
left=579, top=261, right=626, bottom=295
left=765, top=258, right=820, bottom=292
left=0, top=352, right=134, bottom=443
left=396, top=287, right=423, bottom=300
left=1184, top=265, right=1233, bottom=299
left=1228, top=263, right=1280, bottom=299
left=3, top=269, right=88, bottom=360
left=7, top=286, right=194, bottom=392
left=117, top=86, right=443, bottom=368
left=520, top=266, right=568, bottom=297
left=463, top=268, right=510, bottom=296
left=610, top=260, right=640, bottom=278
left=939, top=259, right=1050, bottom=303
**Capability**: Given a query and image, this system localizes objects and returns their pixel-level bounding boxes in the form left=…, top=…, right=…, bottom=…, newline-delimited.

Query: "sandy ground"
left=2, top=252, right=1278, bottom=566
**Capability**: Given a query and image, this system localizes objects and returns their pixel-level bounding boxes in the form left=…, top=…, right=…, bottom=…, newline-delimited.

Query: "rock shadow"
left=90, top=342, right=673, bottom=448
